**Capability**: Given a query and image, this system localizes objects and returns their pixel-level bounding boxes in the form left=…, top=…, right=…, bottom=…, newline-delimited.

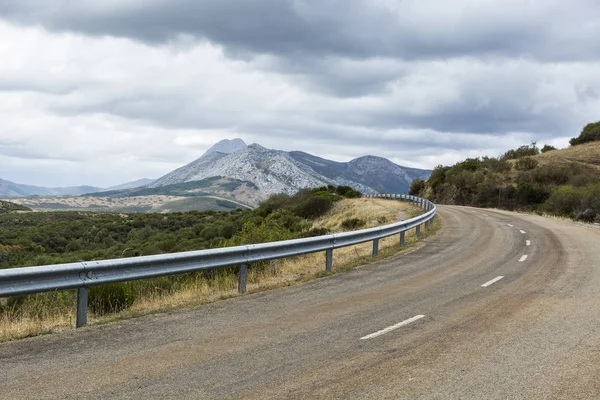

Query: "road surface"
left=1, top=206, right=599, bottom=399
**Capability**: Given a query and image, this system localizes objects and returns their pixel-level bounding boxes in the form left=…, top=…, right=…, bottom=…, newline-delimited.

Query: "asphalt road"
left=1, top=206, right=599, bottom=399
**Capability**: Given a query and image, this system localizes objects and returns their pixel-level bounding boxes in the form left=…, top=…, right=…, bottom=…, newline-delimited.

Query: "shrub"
left=515, top=157, right=539, bottom=171
left=409, top=179, right=426, bottom=196
left=542, top=186, right=582, bottom=217
left=528, top=165, right=570, bottom=185
left=516, top=182, right=550, bottom=206
left=481, top=157, right=512, bottom=173
left=294, top=193, right=334, bottom=219
left=541, top=144, right=556, bottom=153
left=341, top=218, right=366, bottom=230
left=335, top=186, right=362, bottom=198
left=569, top=121, right=600, bottom=146
left=501, top=142, right=540, bottom=160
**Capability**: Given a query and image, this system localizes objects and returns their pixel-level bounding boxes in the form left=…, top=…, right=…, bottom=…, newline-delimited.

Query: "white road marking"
left=482, top=213, right=489, bottom=216
left=519, top=255, right=528, bottom=262
left=360, top=315, right=425, bottom=340
left=507, top=224, right=514, bottom=227
left=526, top=240, right=531, bottom=246
left=481, top=276, right=504, bottom=287
left=520, top=230, right=527, bottom=234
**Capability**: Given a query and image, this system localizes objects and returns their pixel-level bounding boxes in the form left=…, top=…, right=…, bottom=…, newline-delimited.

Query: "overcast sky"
left=1, top=0, right=599, bottom=187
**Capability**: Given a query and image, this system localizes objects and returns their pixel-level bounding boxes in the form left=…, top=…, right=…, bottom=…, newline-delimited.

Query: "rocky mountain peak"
left=204, top=138, right=247, bottom=156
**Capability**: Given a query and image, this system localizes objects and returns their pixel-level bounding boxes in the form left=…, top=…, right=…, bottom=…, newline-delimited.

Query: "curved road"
left=1, top=206, right=599, bottom=399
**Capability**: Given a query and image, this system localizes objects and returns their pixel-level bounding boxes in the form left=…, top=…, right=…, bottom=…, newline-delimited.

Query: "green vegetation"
left=0, top=185, right=363, bottom=320
left=341, top=218, right=366, bottom=230
left=0, top=200, right=31, bottom=214
left=409, top=179, right=426, bottom=196
left=570, top=121, right=600, bottom=146
left=423, top=122, right=600, bottom=222
left=541, top=144, right=556, bottom=153
left=500, top=142, right=540, bottom=160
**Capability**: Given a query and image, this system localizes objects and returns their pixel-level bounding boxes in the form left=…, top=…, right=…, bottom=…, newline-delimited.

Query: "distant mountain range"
left=1, top=139, right=431, bottom=208
left=0, top=177, right=155, bottom=198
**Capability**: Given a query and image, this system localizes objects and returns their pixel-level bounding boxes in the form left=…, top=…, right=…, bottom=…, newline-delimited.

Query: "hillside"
left=534, top=141, right=600, bottom=169
left=0, top=200, right=31, bottom=214
left=418, top=140, right=600, bottom=222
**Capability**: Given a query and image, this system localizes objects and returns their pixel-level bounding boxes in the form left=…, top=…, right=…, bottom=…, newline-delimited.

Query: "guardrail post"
left=76, top=287, right=89, bottom=328
left=325, top=249, right=333, bottom=273
left=238, top=264, right=248, bottom=294
left=372, top=239, right=379, bottom=256
left=416, top=225, right=421, bottom=239
left=400, top=231, right=405, bottom=247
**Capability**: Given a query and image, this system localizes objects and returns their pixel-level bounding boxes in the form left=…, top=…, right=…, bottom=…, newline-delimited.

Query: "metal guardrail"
left=0, top=194, right=436, bottom=328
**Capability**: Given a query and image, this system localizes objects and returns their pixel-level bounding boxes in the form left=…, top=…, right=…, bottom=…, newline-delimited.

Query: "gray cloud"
left=0, top=1, right=598, bottom=186
left=3, top=0, right=600, bottom=62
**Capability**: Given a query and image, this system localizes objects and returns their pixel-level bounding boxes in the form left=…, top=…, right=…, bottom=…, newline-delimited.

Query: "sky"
left=1, top=0, right=599, bottom=187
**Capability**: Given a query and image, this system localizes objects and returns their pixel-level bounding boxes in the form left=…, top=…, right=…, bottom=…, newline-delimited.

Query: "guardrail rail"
left=0, top=194, right=436, bottom=328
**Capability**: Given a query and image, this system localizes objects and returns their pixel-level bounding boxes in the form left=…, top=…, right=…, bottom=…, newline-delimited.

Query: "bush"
left=541, top=144, right=556, bottom=153
left=515, top=157, right=539, bottom=171
left=409, top=179, right=425, bottom=196
left=570, top=121, right=600, bottom=146
left=294, top=193, right=334, bottom=219
left=341, top=218, right=366, bottom=230
left=516, top=182, right=550, bottom=206
left=501, top=142, right=540, bottom=160
left=481, top=157, right=512, bottom=173
left=335, top=186, right=362, bottom=198
left=542, top=186, right=582, bottom=217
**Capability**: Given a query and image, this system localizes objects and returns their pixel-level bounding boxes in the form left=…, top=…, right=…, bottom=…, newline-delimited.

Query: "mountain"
left=0, top=178, right=103, bottom=198
left=104, top=178, right=156, bottom=192
left=0, top=177, right=155, bottom=198
left=288, top=152, right=431, bottom=194
left=204, top=138, right=247, bottom=156
left=150, top=140, right=431, bottom=204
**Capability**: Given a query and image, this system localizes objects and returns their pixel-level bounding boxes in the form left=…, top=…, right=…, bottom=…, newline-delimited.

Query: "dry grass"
left=534, top=141, right=600, bottom=169
left=0, top=198, right=439, bottom=342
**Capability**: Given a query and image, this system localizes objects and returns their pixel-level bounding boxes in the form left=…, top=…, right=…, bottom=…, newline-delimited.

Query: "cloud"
left=0, top=2, right=598, bottom=187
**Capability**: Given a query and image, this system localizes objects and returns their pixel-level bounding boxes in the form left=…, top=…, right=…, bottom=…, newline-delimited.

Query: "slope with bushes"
left=0, top=200, right=31, bottom=214
left=414, top=121, right=600, bottom=222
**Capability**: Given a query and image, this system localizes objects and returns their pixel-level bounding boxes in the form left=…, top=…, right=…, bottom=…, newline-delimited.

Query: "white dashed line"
left=519, top=255, right=528, bottom=262
left=507, top=224, right=514, bottom=227
left=481, top=276, right=504, bottom=287
left=526, top=240, right=531, bottom=246
left=482, top=213, right=489, bottom=216
left=360, top=315, right=425, bottom=340
left=520, top=230, right=527, bottom=234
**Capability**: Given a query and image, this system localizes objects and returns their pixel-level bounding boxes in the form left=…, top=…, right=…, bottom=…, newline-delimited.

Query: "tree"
left=570, top=121, right=600, bottom=146
left=541, top=144, right=556, bottom=153
left=409, top=179, right=426, bottom=196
